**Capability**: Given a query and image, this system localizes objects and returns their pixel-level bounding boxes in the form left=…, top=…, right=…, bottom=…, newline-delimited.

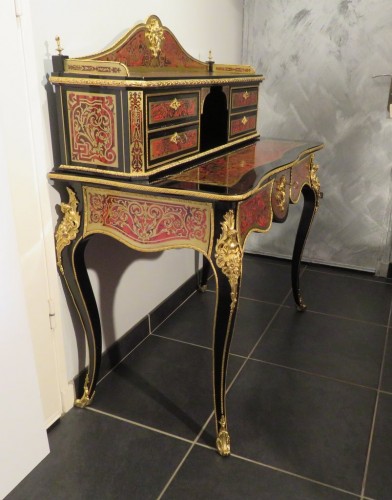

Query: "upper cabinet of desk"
left=50, top=15, right=264, bottom=179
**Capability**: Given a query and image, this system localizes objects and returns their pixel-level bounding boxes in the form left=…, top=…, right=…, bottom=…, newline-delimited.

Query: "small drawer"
left=147, top=91, right=200, bottom=128
left=230, top=86, right=259, bottom=111
left=148, top=124, right=199, bottom=167
left=229, top=111, right=257, bottom=139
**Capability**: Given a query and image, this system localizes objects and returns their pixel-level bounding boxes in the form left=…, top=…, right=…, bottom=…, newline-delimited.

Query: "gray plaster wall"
left=243, top=0, right=392, bottom=273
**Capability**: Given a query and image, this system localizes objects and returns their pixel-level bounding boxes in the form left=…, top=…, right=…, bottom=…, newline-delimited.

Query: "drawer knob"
left=170, top=98, right=182, bottom=111
left=170, top=131, right=187, bottom=144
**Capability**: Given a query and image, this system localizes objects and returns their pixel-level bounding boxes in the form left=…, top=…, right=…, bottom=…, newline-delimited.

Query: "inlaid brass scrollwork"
left=215, top=210, right=242, bottom=311
left=55, top=187, right=81, bottom=275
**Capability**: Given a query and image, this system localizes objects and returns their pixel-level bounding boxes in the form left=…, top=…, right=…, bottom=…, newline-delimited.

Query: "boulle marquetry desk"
left=49, top=137, right=323, bottom=456
left=48, top=15, right=323, bottom=456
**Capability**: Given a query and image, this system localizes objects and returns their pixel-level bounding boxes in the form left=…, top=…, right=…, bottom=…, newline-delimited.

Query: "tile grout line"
left=96, top=289, right=199, bottom=387
left=228, top=451, right=364, bottom=499
left=359, top=293, right=392, bottom=499
left=85, top=406, right=195, bottom=446
left=155, top=409, right=217, bottom=500
left=154, top=268, right=298, bottom=499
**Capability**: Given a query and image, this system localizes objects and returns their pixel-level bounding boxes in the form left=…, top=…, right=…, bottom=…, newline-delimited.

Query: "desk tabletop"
left=49, top=138, right=323, bottom=202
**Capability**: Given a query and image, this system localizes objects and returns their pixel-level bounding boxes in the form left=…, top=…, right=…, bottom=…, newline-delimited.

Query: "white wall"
left=28, top=1, right=245, bottom=379
left=243, top=0, right=392, bottom=273
left=0, top=142, right=49, bottom=498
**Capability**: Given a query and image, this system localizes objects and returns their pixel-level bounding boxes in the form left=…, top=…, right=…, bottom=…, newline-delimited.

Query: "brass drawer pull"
left=242, top=91, right=250, bottom=100
left=170, top=131, right=188, bottom=144
left=170, top=98, right=182, bottom=110
left=241, top=116, right=248, bottom=125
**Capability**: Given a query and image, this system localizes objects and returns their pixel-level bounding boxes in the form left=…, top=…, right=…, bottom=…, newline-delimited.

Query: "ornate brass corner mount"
left=275, top=175, right=287, bottom=212
left=145, top=15, right=165, bottom=58
left=74, top=374, right=94, bottom=408
left=310, top=154, right=321, bottom=199
left=215, top=210, right=243, bottom=311
left=55, top=187, right=81, bottom=275
left=216, top=415, right=231, bottom=456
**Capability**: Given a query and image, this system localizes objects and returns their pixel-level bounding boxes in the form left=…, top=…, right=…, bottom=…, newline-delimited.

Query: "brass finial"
left=207, top=50, right=214, bottom=73
left=55, top=36, right=63, bottom=55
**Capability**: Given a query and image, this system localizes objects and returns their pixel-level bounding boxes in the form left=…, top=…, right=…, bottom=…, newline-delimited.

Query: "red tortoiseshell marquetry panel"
left=98, top=29, right=206, bottom=70
left=67, top=91, right=118, bottom=167
left=238, top=182, right=273, bottom=244
left=290, top=157, right=311, bottom=203
left=231, top=88, right=258, bottom=110
left=83, top=187, right=212, bottom=253
left=148, top=94, right=199, bottom=126
left=229, top=113, right=257, bottom=138
left=149, top=127, right=198, bottom=163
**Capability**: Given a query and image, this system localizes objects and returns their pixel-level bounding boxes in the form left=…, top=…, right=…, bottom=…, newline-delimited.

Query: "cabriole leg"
left=291, top=185, right=318, bottom=311
left=212, top=208, right=243, bottom=456
left=55, top=187, right=102, bottom=407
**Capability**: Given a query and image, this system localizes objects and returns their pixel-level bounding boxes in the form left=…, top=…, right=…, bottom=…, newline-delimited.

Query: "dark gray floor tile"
left=200, top=360, right=376, bottom=494
left=252, top=307, right=386, bottom=387
left=92, top=335, right=243, bottom=440
left=364, top=393, right=392, bottom=500
left=208, top=254, right=292, bottom=304
left=285, top=269, right=392, bottom=324
left=154, top=290, right=279, bottom=357
left=6, top=408, right=188, bottom=500
left=163, top=445, right=358, bottom=500
left=380, top=331, right=392, bottom=393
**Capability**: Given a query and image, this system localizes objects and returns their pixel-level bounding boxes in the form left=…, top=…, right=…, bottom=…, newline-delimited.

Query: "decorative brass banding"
left=74, top=374, right=94, bottom=408
left=215, top=210, right=242, bottom=311
left=169, top=98, right=182, bottom=110
left=49, top=75, right=265, bottom=89
left=275, top=175, right=287, bottom=212
left=216, top=415, right=231, bottom=456
left=55, top=187, right=81, bottom=275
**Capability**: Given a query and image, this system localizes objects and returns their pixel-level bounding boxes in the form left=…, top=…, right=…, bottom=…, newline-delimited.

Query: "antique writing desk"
left=48, top=16, right=323, bottom=456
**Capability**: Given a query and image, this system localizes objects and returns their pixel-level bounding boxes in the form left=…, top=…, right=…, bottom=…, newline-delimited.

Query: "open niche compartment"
left=50, top=15, right=264, bottom=179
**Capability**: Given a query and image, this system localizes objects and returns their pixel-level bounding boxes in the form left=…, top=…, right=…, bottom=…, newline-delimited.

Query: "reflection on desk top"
left=48, top=138, right=323, bottom=201
left=153, top=138, right=324, bottom=196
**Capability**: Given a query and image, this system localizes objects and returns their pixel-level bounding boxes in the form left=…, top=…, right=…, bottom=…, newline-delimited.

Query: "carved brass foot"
left=74, top=375, right=95, bottom=408
left=296, top=296, right=307, bottom=312
left=216, top=416, right=231, bottom=456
